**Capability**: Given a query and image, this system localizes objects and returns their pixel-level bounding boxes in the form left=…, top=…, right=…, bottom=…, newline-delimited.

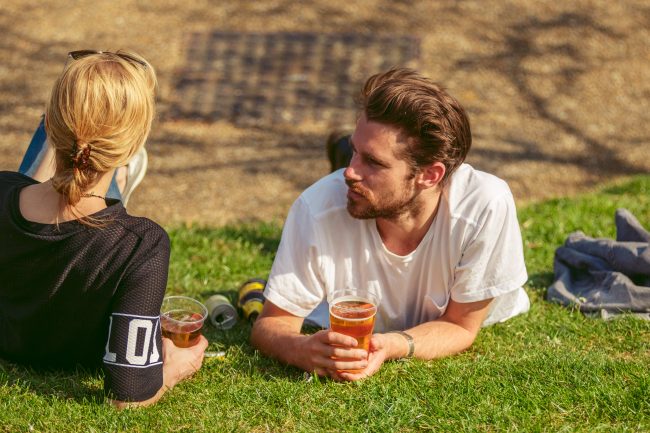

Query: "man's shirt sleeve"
left=264, top=197, right=325, bottom=317
left=450, top=191, right=528, bottom=303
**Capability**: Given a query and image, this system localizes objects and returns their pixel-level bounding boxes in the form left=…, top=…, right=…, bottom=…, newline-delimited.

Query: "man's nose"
left=343, top=154, right=362, bottom=181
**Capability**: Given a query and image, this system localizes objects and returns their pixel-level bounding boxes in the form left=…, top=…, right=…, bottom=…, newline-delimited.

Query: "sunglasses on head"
left=67, top=50, right=148, bottom=69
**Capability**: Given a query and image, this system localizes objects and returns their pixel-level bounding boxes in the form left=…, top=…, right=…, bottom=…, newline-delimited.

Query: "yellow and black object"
left=238, top=278, right=266, bottom=321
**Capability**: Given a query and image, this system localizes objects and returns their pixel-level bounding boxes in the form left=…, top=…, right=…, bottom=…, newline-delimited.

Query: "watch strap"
left=389, top=330, right=415, bottom=358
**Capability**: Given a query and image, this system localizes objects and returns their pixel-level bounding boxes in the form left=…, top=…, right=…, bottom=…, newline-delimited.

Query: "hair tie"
left=71, top=140, right=92, bottom=171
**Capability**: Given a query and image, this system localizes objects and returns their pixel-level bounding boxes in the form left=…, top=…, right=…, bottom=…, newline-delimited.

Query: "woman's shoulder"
left=0, top=172, right=36, bottom=209
left=107, top=213, right=171, bottom=275
left=115, top=212, right=170, bottom=248
left=0, top=171, right=36, bottom=189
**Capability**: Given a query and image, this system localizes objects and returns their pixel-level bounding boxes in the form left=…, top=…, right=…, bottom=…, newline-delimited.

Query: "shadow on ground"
left=0, top=1, right=648, bottom=224
left=0, top=360, right=105, bottom=404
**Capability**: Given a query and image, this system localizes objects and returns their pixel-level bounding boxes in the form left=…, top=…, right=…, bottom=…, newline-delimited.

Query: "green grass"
left=1, top=175, right=649, bottom=432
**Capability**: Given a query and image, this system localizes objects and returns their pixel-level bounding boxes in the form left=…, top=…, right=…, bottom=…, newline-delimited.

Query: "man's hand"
left=336, top=333, right=394, bottom=381
left=251, top=301, right=369, bottom=379
left=299, top=330, right=369, bottom=379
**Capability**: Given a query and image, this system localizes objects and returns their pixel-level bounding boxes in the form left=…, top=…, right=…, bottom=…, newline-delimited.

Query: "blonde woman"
left=0, top=50, right=207, bottom=407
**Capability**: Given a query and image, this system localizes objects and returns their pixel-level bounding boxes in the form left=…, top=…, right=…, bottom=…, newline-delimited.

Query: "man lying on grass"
left=251, top=68, right=529, bottom=380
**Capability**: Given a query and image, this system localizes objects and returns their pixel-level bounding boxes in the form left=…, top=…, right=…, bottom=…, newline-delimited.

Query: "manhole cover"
left=170, top=32, right=420, bottom=126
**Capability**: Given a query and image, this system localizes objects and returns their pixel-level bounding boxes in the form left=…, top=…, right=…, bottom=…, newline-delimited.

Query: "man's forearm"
left=391, top=319, right=478, bottom=361
left=251, top=316, right=309, bottom=370
left=386, top=298, right=492, bottom=361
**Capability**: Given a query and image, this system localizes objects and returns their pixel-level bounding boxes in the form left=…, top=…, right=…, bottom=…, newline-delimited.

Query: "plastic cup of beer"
left=160, top=296, right=208, bottom=348
left=328, top=288, right=379, bottom=373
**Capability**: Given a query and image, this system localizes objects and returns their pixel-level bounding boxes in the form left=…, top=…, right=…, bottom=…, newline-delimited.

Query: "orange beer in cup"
left=329, top=292, right=378, bottom=373
left=160, top=296, right=208, bottom=348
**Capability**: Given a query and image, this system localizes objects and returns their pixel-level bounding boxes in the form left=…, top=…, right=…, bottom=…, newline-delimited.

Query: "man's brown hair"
left=358, top=68, right=471, bottom=184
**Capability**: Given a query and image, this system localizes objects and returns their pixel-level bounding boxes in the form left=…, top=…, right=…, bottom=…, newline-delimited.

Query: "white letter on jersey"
left=103, top=316, right=117, bottom=363
left=149, top=321, right=160, bottom=363
left=125, top=319, right=152, bottom=365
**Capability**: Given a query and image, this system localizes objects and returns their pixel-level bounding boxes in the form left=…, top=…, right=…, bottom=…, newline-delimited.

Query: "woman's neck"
left=18, top=172, right=114, bottom=224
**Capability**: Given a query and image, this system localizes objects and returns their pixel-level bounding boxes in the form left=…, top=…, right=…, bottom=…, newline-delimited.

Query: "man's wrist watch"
left=388, top=330, right=415, bottom=358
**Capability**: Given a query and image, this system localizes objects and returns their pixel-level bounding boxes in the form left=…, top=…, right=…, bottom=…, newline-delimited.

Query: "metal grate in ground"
left=170, top=32, right=419, bottom=126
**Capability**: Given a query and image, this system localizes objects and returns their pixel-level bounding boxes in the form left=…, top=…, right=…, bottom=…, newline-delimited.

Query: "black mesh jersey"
left=0, top=171, right=169, bottom=402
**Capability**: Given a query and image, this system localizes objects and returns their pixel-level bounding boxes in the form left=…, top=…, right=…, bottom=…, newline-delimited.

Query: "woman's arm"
left=109, top=336, right=208, bottom=409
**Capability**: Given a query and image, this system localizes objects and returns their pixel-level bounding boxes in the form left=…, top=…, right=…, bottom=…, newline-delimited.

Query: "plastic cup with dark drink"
left=328, top=288, right=380, bottom=373
left=160, top=296, right=208, bottom=348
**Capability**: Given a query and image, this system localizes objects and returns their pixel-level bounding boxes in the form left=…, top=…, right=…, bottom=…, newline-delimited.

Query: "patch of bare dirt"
left=1, top=1, right=648, bottom=226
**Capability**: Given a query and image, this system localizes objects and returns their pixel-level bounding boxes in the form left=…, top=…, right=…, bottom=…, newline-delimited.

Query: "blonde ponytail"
left=45, top=50, right=157, bottom=212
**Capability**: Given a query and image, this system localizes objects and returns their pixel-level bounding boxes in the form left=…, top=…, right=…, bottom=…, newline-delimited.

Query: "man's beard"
left=346, top=181, right=420, bottom=220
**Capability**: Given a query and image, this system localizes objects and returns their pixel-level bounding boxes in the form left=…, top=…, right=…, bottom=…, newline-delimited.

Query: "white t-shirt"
left=265, top=164, right=529, bottom=332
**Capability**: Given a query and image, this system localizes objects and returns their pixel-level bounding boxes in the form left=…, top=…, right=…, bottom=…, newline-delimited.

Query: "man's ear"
left=416, top=162, right=446, bottom=189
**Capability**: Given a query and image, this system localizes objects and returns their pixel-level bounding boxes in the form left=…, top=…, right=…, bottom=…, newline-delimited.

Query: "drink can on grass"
left=205, top=294, right=238, bottom=330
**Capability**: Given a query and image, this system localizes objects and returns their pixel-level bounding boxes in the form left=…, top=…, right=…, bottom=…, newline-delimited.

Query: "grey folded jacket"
left=547, top=209, right=650, bottom=319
